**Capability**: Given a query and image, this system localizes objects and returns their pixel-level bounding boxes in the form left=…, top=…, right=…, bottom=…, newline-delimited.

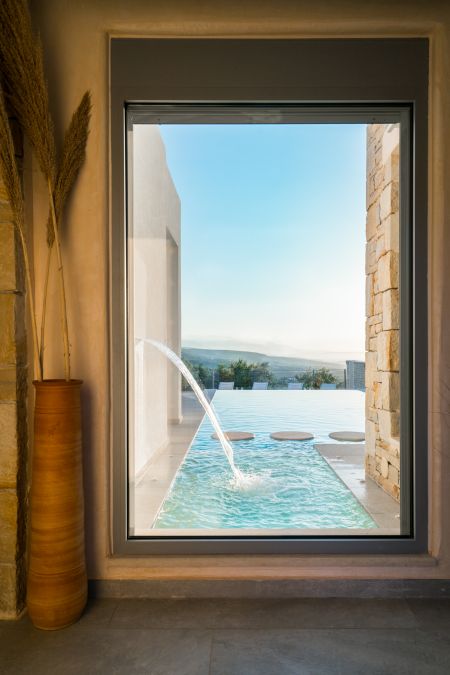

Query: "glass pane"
left=127, top=117, right=402, bottom=537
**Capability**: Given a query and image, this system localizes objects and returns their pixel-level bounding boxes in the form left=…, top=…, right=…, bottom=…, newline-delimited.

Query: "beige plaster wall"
left=28, top=0, right=450, bottom=581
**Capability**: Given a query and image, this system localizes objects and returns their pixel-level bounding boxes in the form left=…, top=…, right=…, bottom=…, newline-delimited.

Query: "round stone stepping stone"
left=329, top=431, right=365, bottom=442
left=270, top=431, right=314, bottom=441
left=211, top=431, right=254, bottom=441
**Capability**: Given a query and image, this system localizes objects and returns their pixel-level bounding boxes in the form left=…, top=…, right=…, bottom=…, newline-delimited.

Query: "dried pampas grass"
left=47, top=91, right=92, bottom=246
left=0, top=0, right=56, bottom=182
left=0, top=0, right=92, bottom=380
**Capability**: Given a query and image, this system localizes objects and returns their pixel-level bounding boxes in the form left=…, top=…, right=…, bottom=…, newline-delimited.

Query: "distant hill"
left=181, top=347, right=346, bottom=381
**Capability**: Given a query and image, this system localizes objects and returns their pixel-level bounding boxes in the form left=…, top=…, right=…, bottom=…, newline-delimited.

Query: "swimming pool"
left=153, top=390, right=376, bottom=531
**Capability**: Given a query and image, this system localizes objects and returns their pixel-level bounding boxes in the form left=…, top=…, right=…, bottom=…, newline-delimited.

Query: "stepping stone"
left=329, top=431, right=365, bottom=442
left=211, top=431, right=254, bottom=441
left=270, top=431, right=314, bottom=441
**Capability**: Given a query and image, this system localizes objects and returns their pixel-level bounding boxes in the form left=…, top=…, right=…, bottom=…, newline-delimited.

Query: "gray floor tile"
left=110, top=598, right=417, bottom=630
left=407, top=599, right=450, bottom=628
left=0, top=626, right=212, bottom=675
left=79, top=598, right=118, bottom=626
left=210, top=628, right=450, bottom=675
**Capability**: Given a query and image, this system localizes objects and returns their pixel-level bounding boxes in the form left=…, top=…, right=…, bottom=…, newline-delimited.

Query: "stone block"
left=388, top=436, right=400, bottom=455
left=365, top=240, right=376, bottom=274
left=369, top=336, right=378, bottom=352
left=367, top=406, right=378, bottom=423
left=366, top=203, right=380, bottom=240
left=0, top=564, right=17, bottom=617
left=0, top=200, right=14, bottom=223
left=384, top=449, right=400, bottom=469
left=0, top=367, right=17, bottom=401
left=368, top=313, right=382, bottom=326
left=0, top=223, right=16, bottom=291
left=382, top=124, right=399, bottom=160
left=382, top=289, right=399, bottom=330
left=380, top=456, right=389, bottom=478
left=0, top=403, right=18, bottom=488
left=374, top=381, right=382, bottom=409
left=384, top=212, right=399, bottom=252
left=379, top=181, right=399, bottom=221
left=373, top=292, right=382, bottom=314
left=0, top=183, right=9, bottom=202
left=378, top=409, right=400, bottom=441
left=384, top=147, right=400, bottom=183
left=365, top=351, right=377, bottom=386
left=388, top=463, right=400, bottom=485
left=365, top=419, right=377, bottom=456
left=377, top=330, right=400, bottom=371
left=375, top=234, right=386, bottom=261
left=365, top=386, right=375, bottom=411
left=0, top=295, right=16, bottom=364
left=365, top=274, right=373, bottom=316
left=381, top=371, right=400, bottom=411
left=0, top=492, right=17, bottom=563
left=378, top=251, right=399, bottom=292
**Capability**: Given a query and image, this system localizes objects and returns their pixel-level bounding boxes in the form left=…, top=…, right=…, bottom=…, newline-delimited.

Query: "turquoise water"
left=153, top=390, right=376, bottom=530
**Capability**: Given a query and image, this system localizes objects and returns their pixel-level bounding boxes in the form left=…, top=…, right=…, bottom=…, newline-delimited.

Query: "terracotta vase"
left=27, top=380, right=87, bottom=630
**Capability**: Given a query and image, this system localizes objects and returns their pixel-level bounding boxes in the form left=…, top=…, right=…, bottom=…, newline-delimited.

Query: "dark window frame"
left=110, top=38, right=428, bottom=555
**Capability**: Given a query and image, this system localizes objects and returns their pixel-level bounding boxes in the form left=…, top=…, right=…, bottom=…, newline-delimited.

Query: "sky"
left=159, top=123, right=366, bottom=360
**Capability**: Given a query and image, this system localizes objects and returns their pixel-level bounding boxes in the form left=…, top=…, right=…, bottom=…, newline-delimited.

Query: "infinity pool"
left=153, top=390, right=376, bottom=530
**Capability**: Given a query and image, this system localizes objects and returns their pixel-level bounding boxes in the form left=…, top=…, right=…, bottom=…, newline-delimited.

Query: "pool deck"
left=315, top=443, right=400, bottom=532
left=131, top=392, right=205, bottom=533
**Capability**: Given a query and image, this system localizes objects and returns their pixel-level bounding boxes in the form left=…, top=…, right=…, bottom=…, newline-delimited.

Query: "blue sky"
left=159, top=124, right=366, bottom=359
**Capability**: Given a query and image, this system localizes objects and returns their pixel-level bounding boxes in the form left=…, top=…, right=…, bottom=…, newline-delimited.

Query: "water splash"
left=136, top=337, right=245, bottom=483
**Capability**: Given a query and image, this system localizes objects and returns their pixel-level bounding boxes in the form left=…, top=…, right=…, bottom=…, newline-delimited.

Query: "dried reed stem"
left=0, top=90, right=42, bottom=380
left=39, top=244, right=53, bottom=375
left=47, top=178, right=70, bottom=381
left=16, top=223, right=42, bottom=381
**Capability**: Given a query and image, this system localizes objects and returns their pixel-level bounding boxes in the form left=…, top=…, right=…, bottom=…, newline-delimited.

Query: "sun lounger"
left=218, top=382, right=234, bottom=390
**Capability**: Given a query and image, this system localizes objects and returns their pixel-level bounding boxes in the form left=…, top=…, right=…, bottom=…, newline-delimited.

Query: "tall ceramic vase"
left=27, top=380, right=87, bottom=630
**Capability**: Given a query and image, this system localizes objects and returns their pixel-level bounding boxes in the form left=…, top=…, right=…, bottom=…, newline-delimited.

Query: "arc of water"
left=136, top=337, right=244, bottom=482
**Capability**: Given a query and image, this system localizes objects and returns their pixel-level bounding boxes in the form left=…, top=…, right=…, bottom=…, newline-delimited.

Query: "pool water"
left=153, top=390, right=376, bottom=530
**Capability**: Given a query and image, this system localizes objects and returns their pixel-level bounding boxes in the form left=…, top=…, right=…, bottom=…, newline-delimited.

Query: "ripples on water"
left=153, top=390, right=376, bottom=530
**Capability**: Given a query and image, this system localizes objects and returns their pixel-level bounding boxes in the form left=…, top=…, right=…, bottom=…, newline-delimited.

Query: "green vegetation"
left=181, top=360, right=213, bottom=390
left=295, top=368, right=337, bottom=390
left=217, top=359, right=273, bottom=389
left=181, top=348, right=346, bottom=390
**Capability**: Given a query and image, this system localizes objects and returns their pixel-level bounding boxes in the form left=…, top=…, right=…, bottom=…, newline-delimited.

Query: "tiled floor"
left=2, top=598, right=450, bottom=674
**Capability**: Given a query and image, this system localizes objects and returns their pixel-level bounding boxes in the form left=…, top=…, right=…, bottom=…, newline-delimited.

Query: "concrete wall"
left=14, top=0, right=450, bottom=583
left=0, top=120, right=27, bottom=618
left=129, top=125, right=181, bottom=477
left=365, top=124, right=400, bottom=501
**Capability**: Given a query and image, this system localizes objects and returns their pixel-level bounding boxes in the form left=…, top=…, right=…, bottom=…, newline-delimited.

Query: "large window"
left=111, top=39, right=428, bottom=554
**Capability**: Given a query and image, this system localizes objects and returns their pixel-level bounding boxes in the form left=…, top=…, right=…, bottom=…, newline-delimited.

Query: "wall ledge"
left=89, top=576, right=450, bottom=599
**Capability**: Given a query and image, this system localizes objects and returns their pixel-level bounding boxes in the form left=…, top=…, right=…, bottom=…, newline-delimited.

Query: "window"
left=111, top=39, right=428, bottom=554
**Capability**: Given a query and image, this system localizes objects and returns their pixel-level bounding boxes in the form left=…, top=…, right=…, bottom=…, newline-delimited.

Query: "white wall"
left=131, top=125, right=181, bottom=476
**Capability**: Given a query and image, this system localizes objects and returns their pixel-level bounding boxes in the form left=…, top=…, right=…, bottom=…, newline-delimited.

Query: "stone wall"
left=0, top=120, right=28, bottom=619
left=365, top=124, right=400, bottom=501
